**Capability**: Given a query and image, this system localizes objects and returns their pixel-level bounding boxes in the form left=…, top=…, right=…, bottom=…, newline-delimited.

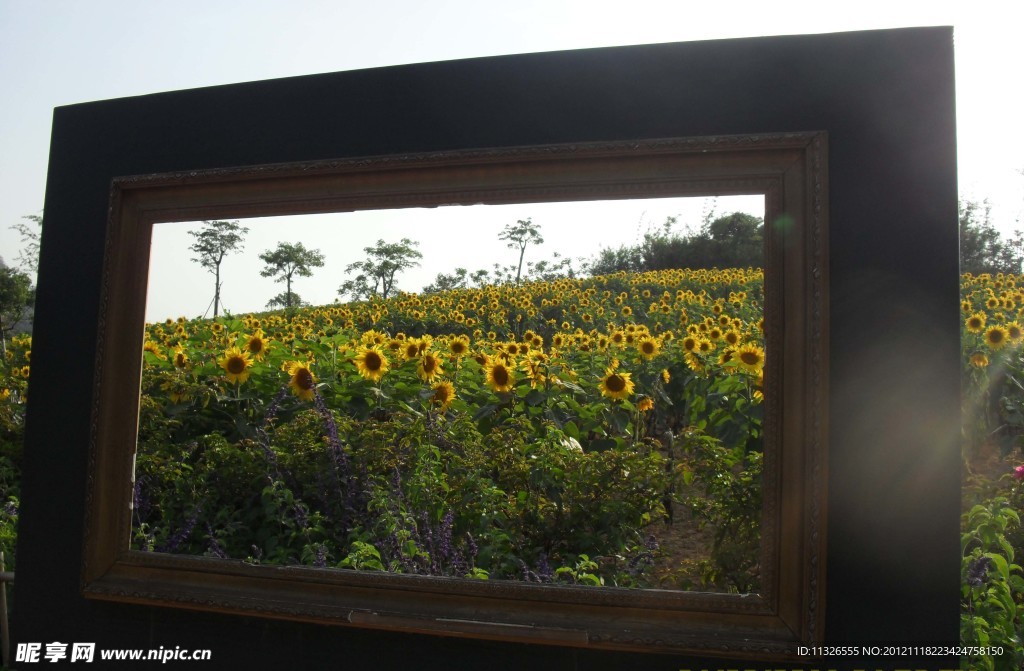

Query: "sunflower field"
left=115, top=266, right=765, bottom=591
left=961, top=272, right=1024, bottom=669
left=2, top=267, right=1021, bottom=656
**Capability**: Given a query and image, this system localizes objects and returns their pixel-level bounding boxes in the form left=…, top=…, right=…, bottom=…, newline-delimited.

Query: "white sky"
left=2, top=1, right=1022, bottom=317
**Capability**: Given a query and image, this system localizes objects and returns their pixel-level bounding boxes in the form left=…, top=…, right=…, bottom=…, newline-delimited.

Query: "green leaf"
left=609, top=410, right=630, bottom=434
left=997, top=535, right=1015, bottom=563
left=588, top=438, right=617, bottom=452
left=986, top=552, right=1011, bottom=582
left=525, top=389, right=546, bottom=407
left=552, top=378, right=585, bottom=394
left=472, top=403, right=499, bottom=421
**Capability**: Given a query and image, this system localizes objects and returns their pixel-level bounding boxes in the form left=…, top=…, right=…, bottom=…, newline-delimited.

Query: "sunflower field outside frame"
left=131, top=263, right=766, bottom=593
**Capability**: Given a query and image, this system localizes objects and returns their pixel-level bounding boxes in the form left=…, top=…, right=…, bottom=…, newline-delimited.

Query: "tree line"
left=7, top=199, right=1013, bottom=332
left=0, top=211, right=767, bottom=332
left=183, top=211, right=770, bottom=315
left=959, top=199, right=1024, bottom=275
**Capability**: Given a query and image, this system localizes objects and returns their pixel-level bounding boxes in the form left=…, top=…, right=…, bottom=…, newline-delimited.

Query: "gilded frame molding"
left=82, top=131, right=828, bottom=659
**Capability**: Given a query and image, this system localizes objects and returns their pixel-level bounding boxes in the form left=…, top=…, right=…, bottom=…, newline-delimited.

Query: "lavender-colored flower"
left=255, top=387, right=290, bottom=472
left=263, top=385, right=290, bottom=424
left=131, top=476, right=151, bottom=522
left=437, top=511, right=454, bottom=561
left=967, top=556, right=993, bottom=587
left=2, top=499, right=18, bottom=518
left=519, top=560, right=538, bottom=582
left=535, top=552, right=553, bottom=582
left=293, top=502, right=309, bottom=530
left=313, top=391, right=345, bottom=463
left=312, top=389, right=369, bottom=529
left=205, top=524, right=228, bottom=559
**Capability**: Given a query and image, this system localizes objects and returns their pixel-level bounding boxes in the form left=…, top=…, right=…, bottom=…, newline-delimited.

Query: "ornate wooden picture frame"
left=82, top=131, right=828, bottom=659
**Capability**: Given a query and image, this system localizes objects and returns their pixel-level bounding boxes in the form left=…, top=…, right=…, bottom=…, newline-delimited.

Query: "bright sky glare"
left=2, top=1, right=1021, bottom=308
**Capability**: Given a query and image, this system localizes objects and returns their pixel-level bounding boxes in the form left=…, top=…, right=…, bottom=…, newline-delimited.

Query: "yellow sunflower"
left=287, top=361, right=317, bottom=401
left=637, top=397, right=654, bottom=413
left=160, top=378, right=191, bottom=404
left=636, top=336, right=660, bottom=360
left=521, top=358, right=546, bottom=389
left=430, top=380, right=456, bottom=411
left=965, top=312, right=987, bottom=333
left=143, top=340, right=166, bottom=360
left=684, top=353, right=707, bottom=376
left=448, top=335, right=470, bottom=358
left=219, top=347, right=253, bottom=384
left=985, top=325, right=1010, bottom=351
left=361, top=329, right=387, bottom=346
left=171, top=347, right=188, bottom=369
left=245, top=331, right=271, bottom=360
left=484, top=360, right=515, bottom=393
left=418, top=352, right=444, bottom=383
left=402, top=339, right=422, bottom=361
left=599, top=367, right=635, bottom=400
left=354, top=346, right=389, bottom=382
left=1007, top=321, right=1024, bottom=343
left=735, top=343, right=766, bottom=373
left=386, top=338, right=405, bottom=356
left=970, top=352, right=990, bottom=368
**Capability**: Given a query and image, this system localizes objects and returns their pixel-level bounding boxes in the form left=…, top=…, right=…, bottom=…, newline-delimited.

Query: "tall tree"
left=498, top=218, right=544, bottom=284
left=10, top=213, right=42, bottom=275
left=0, top=267, right=34, bottom=356
left=338, top=238, right=422, bottom=301
left=265, top=291, right=305, bottom=311
left=705, top=212, right=763, bottom=268
left=422, top=267, right=468, bottom=294
left=588, top=212, right=763, bottom=274
left=959, top=199, right=1023, bottom=275
left=188, top=220, right=249, bottom=318
left=259, top=241, right=325, bottom=310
